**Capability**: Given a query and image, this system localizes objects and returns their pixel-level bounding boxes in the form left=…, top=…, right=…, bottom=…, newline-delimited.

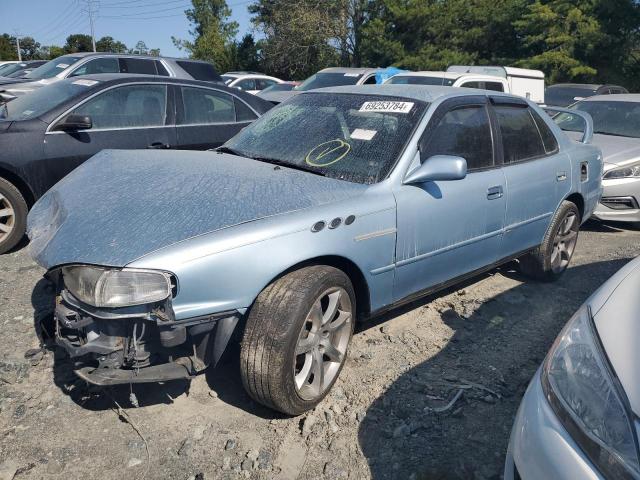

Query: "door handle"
left=147, top=142, right=171, bottom=149
left=487, top=185, right=503, bottom=200
left=557, top=171, right=567, bottom=181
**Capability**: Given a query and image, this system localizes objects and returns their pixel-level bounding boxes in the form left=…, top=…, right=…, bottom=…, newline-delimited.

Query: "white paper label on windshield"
left=72, top=79, right=99, bottom=86
left=351, top=128, right=377, bottom=141
left=359, top=101, right=414, bottom=114
left=22, top=110, right=34, bottom=116
left=344, top=73, right=361, bottom=77
left=56, top=63, right=69, bottom=69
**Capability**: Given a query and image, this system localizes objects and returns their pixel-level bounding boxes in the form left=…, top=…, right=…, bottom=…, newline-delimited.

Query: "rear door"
left=43, top=82, right=176, bottom=184
left=490, top=96, right=569, bottom=258
left=175, top=85, right=258, bottom=150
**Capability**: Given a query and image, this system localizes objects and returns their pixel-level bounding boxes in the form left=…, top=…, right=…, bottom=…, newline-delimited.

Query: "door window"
left=69, top=84, right=167, bottom=129
left=530, top=109, right=559, bottom=154
left=494, top=106, right=546, bottom=163
left=362, top=75, right=377, bottom=85
left=484, top=82, right=504, bottom=92
left=256, top=78, right=276, bottom=90
left=234, top=97, right=257, bottom=122
left=119, top=58, right=157, bottom=75
left=235, top=78, right=256, bottom=91
left=420, top=105, right=494, bottom=170
left=69, top=57, right=119, bottom=77
left=180, top=86, right=235, bottom=124
left=155, top=61, right=170, bottom=76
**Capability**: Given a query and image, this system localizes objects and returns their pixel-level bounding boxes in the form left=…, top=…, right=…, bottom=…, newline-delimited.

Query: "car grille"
left=601, top=196, right=639, bottom=210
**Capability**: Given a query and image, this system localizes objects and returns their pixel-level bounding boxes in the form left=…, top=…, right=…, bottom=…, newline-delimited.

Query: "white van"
left=386, top=66, right=545, bottom=103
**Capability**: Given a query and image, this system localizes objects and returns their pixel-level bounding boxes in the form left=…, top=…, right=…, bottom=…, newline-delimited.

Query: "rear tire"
left=240, top=266, right=355, bottom=415
left=519, top=201, right=580, bottom=281
left=0, top=177, right=28, bottom=255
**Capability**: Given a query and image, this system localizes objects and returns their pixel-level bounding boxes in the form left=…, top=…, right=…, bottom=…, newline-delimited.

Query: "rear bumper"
left=505, top=370, right=603, bottom=480
left=593, top=177, right=640, bottom=223
left=54, top=290, right=240, bottom=385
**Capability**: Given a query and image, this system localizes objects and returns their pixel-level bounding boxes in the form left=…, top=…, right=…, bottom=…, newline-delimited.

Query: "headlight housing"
left=604, top=161, right=640, bottom=179
left=61, top=265, right=172, bottom=308
left=541, top=305, right=640, bottom=478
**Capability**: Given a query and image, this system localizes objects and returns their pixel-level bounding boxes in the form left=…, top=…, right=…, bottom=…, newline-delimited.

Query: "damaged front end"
left=48, top=265, right=240, bottom=386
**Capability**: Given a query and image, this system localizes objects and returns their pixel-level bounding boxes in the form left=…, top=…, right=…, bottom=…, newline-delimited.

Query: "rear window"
left=176, top=61, right=222, bottom=82
left=495, top=106, right=546, bottom=163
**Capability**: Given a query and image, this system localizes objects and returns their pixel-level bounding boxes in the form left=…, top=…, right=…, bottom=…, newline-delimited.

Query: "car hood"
left=591, top=133, right=640, bottom=168
left=592, top=256, right=640, bottom=416
left=27, top=149, right=366, bottom=269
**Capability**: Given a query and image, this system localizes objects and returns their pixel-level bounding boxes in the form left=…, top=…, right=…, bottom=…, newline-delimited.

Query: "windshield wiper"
left=215, top=145, right=245, bottom=156
left=250, top=156, right=326, bottom=176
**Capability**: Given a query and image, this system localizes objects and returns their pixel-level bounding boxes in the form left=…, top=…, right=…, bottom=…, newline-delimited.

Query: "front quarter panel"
left=129, top=188, right=397, bottom=320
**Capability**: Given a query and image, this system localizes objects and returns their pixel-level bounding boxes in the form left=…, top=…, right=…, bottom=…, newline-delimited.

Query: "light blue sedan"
left=27, top=85, right=603, bottom=415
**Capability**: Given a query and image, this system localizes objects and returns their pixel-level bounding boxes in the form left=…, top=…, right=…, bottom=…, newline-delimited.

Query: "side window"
left=70, top=84, right=167, bottom=129
left=256, top=78, right=275, bottom=90
left=494, top=106, right=546, bottom=163
left=155, top=60, right=170, bottom=76
left=484, top=82, right=504, bottom=92
left=69, top=58, right=119, bottom=77
left=234, top=97, right=257, bottom=122
left=421, top=104, right=494, bottom=170
left=236, top=78, right=256, bottom=91
left=461, top=81, right=482, bottom=90
left=531, top=109, right=559, bottom=154
left=180, top=86, right=235, bottom=124
left=363, top=75, right=377, bottom=85
left=119, top=58, right=157, bottom=75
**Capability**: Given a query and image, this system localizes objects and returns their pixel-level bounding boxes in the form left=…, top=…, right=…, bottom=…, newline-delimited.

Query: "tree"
left=17, top=36, right=42, bottom=60
left=172, top=0, right=239, bottom=72
left=96, top=36, right=127, bottom=53
left=0, top=33, right=17, bottom=61
left=149, top=48, right=161, bottom=57
left=229, top=33, right=260, bottom=71
left=63, top=34, right=94, bottom=53
left=130, top=40, right=149, bottom=55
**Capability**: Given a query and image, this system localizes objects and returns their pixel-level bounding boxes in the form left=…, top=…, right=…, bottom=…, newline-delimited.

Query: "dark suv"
left=545, top=83, right=629, bottom=107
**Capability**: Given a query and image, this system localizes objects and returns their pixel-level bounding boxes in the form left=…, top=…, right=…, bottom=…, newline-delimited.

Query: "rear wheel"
left=240, top=266, right=355, bottom=415
left=0, top=178, right=27, bottom=254
left=519, top=201, right=580, bottom=281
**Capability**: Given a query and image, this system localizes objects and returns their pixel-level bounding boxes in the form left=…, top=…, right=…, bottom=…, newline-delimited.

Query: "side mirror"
left=404, top=155, right=467, bottom=184
left=54, top=114, right=92, bottom=132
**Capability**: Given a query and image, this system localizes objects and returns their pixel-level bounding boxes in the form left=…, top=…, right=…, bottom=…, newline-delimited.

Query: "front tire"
left=0, top=178, right=28, bottom=255
left=240, top=266, right=355, bottom=415
left=519, top=201, right=580, bottom=281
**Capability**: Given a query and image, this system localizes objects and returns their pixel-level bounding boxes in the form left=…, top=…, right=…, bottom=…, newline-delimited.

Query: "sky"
left=0, top=0, right=254, bottom=58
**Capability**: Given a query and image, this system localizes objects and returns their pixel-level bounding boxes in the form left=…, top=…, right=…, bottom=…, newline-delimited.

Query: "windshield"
left=387, top=75, right=456, bottom=86
left=0, top=80, right=89, bottom=121
left=297, top=72, right=363, bottom=91
left=555, top=101, right=640, bottom=138
left=25, top=56, right=82, bottom=80
left=0, top=63, right=27, bottom=76
left=545, top=86, right=598, bottom=107
left=224, top=93, right=426, bottom=184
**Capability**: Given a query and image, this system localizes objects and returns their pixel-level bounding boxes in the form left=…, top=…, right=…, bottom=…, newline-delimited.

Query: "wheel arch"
left=0, top=165, right=35, bottom=207
left=565, top=192, right=585, bottom=221
left=265, top=255, right=372, bottom=320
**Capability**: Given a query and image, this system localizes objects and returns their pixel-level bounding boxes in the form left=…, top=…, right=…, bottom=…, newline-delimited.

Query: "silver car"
left=558, top=95, right=640, bottom=227
left=505, top=255, right=640, bottom=479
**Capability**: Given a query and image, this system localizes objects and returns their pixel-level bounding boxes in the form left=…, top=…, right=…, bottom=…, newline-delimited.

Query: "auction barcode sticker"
left=359, top=101, right=414, bottom=114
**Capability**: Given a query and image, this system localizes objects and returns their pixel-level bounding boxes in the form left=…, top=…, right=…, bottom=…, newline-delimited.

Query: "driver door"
left=393, top=96, right=506, bottom=301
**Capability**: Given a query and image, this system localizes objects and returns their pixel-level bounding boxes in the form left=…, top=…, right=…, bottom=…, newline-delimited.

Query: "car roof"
left=392, top=71, right=507, bottom=81
left=308, top=84, right=499, bottom=102
left=318, top=67, right=383, bottom=75
left=548, top=83, right=603, bottom=90
left=56, top=52, right=210, bottom=63
left=580, top=93, right=640, bottom=103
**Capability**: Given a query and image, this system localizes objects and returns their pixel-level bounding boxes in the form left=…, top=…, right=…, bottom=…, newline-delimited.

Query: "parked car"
left=0, top=60, right=47, bottom=79
left=27, top=85, right=602, bottom=415
left=505, top=255, right=640, bottom=480
left=546, top=83, right=629, bottom=107
left=0, top=74, right=273, bottom=253
left=0, top=52, right=222, bottom=100
left=386, top=67, right=545, bottom=103
left=221, top=71, right=284, bottom=94
left=259, top=67, right=395, bottom=104
left=554, top=94, right=640, bottom=227
left=256, top=81, right=300, bottom=97
left=447, top=65, right=545, bottom=103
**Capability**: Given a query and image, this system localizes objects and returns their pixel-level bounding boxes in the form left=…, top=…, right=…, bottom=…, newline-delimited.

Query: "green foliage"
left=63, top=34, right=94, bottom=54
left=96, top=36, right=128, bottom=53
left=0, top=34, right=17, bottom=61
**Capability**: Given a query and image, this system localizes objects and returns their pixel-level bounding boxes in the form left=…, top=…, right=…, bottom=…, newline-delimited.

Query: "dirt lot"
left=1, top=221, right=639, bottom=480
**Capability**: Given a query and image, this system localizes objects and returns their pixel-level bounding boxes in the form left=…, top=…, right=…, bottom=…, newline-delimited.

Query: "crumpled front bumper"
left=53, top=287, right=240, bottom=386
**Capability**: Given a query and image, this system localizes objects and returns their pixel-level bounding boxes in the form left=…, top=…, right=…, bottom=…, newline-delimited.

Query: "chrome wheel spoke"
left=0, top=222, right=10, bottom=233
left=322, top=290, right=341, bottom=325
left=0, top=194, right=14, bottom=241
left=327, top=311, right=350, bottom=332
left=322, top=342, right=344, bottom=363
left=294, top=353, right=313, bottom=389
left=308, top=300, right=323, bottom=331
left=310, top=348, right=325, bottom=393
left=295, top=335, right=315, bottom=355
left=0, top=208, right=12, bottom=218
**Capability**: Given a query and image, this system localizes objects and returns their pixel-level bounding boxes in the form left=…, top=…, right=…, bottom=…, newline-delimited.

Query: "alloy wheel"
left=551, top=211, right=579, bottom=274
left=0, top=193, right=15, bottom=244
left=294, top=287, right=352, bottom=401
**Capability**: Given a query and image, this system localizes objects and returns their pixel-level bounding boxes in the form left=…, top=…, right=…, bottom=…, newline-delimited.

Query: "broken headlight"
left=61, top=265, right=171, bottom=308
left=541, top=305, right=640, bottom=479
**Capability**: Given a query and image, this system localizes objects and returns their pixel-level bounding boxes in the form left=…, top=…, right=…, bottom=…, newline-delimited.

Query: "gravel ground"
left=0, top=221, right=639, bottom=480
